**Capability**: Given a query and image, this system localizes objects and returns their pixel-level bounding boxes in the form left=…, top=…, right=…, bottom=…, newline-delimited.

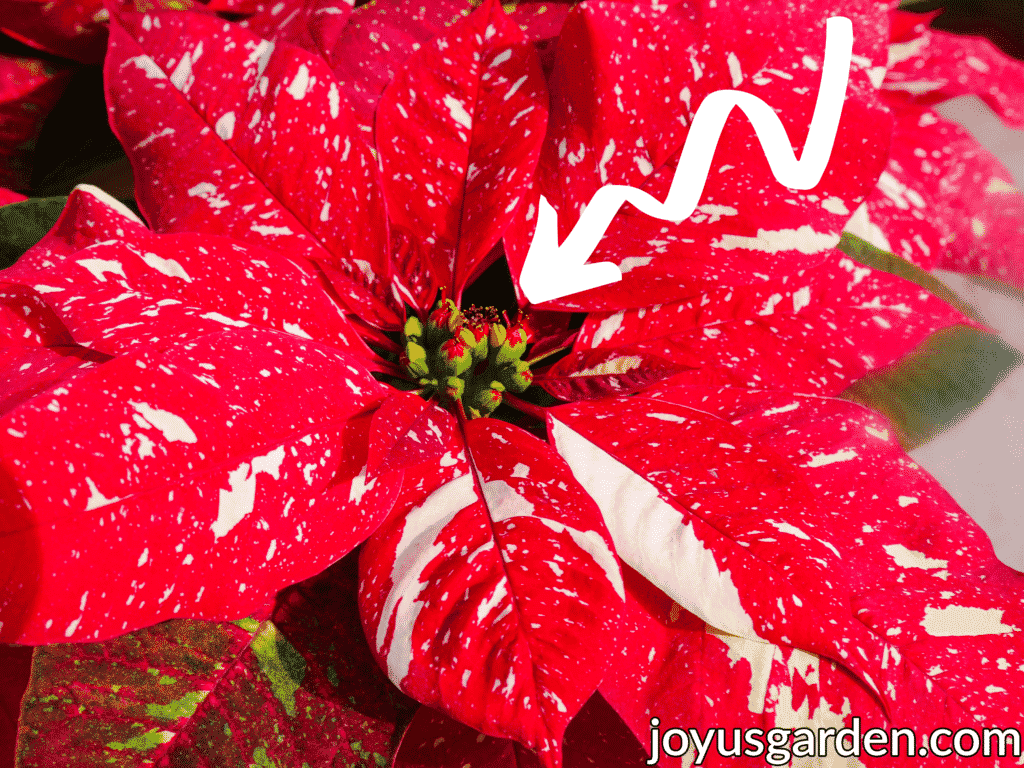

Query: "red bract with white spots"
left=106, top=8, right=400, bottom=328
left=361, top=418, right=624, bottom=760
left=375, top=0, right=547, bottom=310
left=0, top=186, right=401, bottom=644
left=848, top=11, right=1024, bottom=288
left=553, top=249, right=981, bottom=395
left=555, top=385, right=1024, bottom=762
left=3, top=0, right=1024, bottom=764
left=502, top=0, right=893, bottom=311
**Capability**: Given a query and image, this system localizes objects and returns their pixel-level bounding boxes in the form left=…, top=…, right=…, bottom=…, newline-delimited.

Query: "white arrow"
left=519, top=16, right=854, bottom=305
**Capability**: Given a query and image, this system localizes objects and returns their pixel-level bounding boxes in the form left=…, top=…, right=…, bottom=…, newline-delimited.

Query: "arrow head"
left=519, top=196, right=622, bottom=305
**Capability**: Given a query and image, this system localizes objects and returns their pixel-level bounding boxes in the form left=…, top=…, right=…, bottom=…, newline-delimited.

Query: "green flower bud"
left=404, top=315, right=424, bottom=342
left=444, top=376, right=465, bottom=401
left=460, top=324, right=489, bottom=362
left=497, top=359, right=532, bottom=393
left=436, top=336, right=472, bottom=376
left=404, top=341, right=429, bottom=377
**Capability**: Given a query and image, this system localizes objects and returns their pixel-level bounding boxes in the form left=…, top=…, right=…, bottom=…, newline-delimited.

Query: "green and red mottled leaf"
left=105, top=6, right=401, bottom=328
left=503, top=0, right=893, bottom=311
left=393, top=693, right=648, bottom=768
left=0, top=56, right=72, bottom=191
left=16, top=552, right=415, bottom=768
left=17, top=616, right=266, bottom=766
left=550, top=384, right=1024, bottom=756
left=359, top=418, right=624, bottom=768
left=376, top=0, right=547, bottom=309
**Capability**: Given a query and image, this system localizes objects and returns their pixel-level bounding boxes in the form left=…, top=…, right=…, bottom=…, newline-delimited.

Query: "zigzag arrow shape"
left=519, top=16, right=854, bottom=305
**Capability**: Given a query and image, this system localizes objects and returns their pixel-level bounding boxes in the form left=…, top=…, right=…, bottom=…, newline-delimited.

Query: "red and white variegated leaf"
left=883, top=11, right=1024, bottom=129
left=2, top=185, right=376, bottom=362
left=0, top=326, right=401, bottom=644
left=394, top=693, right=648, bottom=768
left=105, top=8, right=401, bottom=330
left=359, top=418, right=624, bottom=767
left=662, top=385, right=1024, bottom=735
left=535, top=348, right=689, bottom=402
left=0, top=55, right=72, bottom=191
left=557, top=249, right=979, bottom=396
left=366, top=390, right=454, bottom=477
left=323, top=0, right=475, bottom=134
left=503, top=0, right=893, bottom=311
left=0, top=189, right=27, bottom=207
left=601, top=566, right=907, bottom=768
left=851, top=107, right=1024, bottom=291
left=556, top=383, right=1024, bottom=748
left=0, top=0, right=107, bottom=63
left=547, top=393, right=987, bottom=731
left=239, top=0, right=354, bottom=64
left=376, top=0, right=547, bottom=305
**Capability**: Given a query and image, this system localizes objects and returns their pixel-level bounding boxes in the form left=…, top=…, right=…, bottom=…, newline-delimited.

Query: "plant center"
left=401, top=297, right=533, bottom=418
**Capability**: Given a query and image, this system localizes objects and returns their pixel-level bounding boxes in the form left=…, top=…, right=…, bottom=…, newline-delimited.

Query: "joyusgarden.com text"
left=646, top=716, right=1024, bottom=764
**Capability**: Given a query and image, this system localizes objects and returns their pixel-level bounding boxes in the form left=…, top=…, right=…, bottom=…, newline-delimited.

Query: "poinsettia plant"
left=1, top=0, right=1024, bottom=765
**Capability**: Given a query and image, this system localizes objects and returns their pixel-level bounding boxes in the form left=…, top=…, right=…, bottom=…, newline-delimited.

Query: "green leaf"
left=16, top=552, right=416, bottom=768
left=0, top=196, right=67, bottom=270
left=838, top=233, right=1022, bottom=449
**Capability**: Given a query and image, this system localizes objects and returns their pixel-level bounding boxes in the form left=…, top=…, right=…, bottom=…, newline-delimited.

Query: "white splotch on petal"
left=215, top=112, right=236, bottom=141
left=211, top=446, right=286, bottom=539
left=129, top=402, right=198, bottom=443
left=287, top=64, right=311, bottom=100
left=712, top=226, right=838, bottom=254
left=442, top=94, right=472, bottom=130
left=805, top=449, right=857, bottom=467
left=76, top=258, right=126, bottom=282
left=84, top=477, right=121, bottom=511
left=884, top=544, right=947, bottom=570
left=141, top=252, right=192, bottom=281
left=551, top=418, right=758, bottom=639
left=921, top=606, right=1015, bottom=637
